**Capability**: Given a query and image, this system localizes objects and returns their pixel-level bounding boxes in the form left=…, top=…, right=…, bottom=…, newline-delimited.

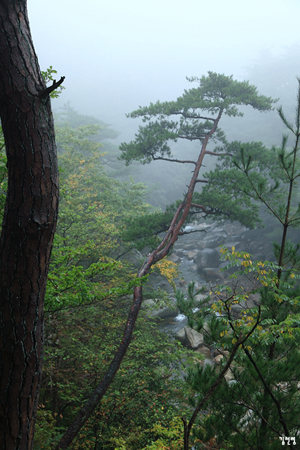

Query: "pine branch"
left=195, top=178, right=209, bottom=183
left=152, top=156, right=197, bottom=164
left=205, top=150, right=233, bottom=157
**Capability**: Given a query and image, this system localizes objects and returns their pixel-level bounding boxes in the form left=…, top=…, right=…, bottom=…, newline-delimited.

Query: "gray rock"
left=218, top=261, right=236, bottom=276
left=186, top=250, right=198, bottom=260
left=184, top=244, right=196, bottom=250
left=213, top=354, right=224, bottom=365
left=184, top=326, right=204, bottom=349
left=143, top=299, right=178, bottom=320
left=200, top=358, right=214, bottom=368
left=219, top=241, right=241, bottom=252
left=175, top=326, right=204, bottom=349
left=264, top=252, right=277, bottom=262
left=202, top=267, right=224, bottom=281
left=252, top=253, right=266, bottom=262
left=146, top=272, right=173, bottom=293
left=211, top=227, right=227, bottom=235
left=195, top=248, right=220, bottom=269
left=224, top=369, right=235, bottom=383
left=120, top=248, right=143, bottom=268
left=168, top=254, right=180, bottom=263
left=195, top=345, right=211, bottom=358
left=231, top=304, right=244, bottom=318
left=175, top=327, right=186, bottom=345
left=194, top=293, right=207, bottom=304
left=201, top=233, right=227, bottom=249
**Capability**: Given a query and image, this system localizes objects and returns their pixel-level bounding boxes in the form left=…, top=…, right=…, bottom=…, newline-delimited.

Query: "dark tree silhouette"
left=0, top=1, right=63, bottom=448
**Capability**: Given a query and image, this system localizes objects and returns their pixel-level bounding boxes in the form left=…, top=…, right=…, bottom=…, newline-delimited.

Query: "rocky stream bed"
left=142, top=220, right=277, bottom=376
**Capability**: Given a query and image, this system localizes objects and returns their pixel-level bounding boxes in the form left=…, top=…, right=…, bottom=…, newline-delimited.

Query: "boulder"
left=202, top=267, right=224, bottom=282
left=212, top=348, right=230, bottom=357
left=199, top=233, right=227, bottom=249
left=224, top=369, right=235, bottom=383
left=186, top=250, right=198, bottom=260
left=195, top=345, right=211, bottom=358
left=169, top=254, right=181, bottom=263
left=175, top=326, right=204, bottom=349
left=213, top=354, right=224, bottom=365
left=120, top=248, right=143, bottom=268
left=184, top=326, right=204, bottom=349
left=231, top=304, right=244, bottom=318
left=200, top=358, right=214, bottom=368
left=146, top=272, right=173, bottom=293
left=194, top=293, right=207, bottom=304
left=264, top=252, right=277, bottom=262
left=142, top=299, right=178, bottom=320
left=195, top=248, right=220, bottom=270
left=218, top=241, right=241, bottom=252
left=218, top=261, right=236, bottom=276
left=184, top=244, right=196, bottom=251
left=175, top=327, right=186, bottom=345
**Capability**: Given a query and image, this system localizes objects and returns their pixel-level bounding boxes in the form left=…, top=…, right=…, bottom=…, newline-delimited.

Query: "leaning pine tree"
left=56, top=72, right=276, bottom=448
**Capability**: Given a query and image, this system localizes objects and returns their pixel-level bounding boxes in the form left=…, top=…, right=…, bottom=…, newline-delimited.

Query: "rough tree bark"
left=0, top=1, right=61, bottom=448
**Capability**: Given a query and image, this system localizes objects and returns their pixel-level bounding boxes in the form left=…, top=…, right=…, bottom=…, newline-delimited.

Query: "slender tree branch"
left=152, top=156, right=197, bottom=165
left=244, top=172, right=284, bottom=225
left=277, top=131, right=300, bottom=278
left=168, top=111, right=216, bottom=121
left=182, top=334, right=243, bottom=450
left=226, top=369, right=281, bottom=435
left=242, top=346, right=290, bottom=437
left=205, top=150, right=233, bottom=157
left=182, top=306, right=262, bottom=450
left=190, top=203, right=208, bottom=213
left=178, top=134, right=206, bottom=141
left=195, top=178, right=209, bottom=183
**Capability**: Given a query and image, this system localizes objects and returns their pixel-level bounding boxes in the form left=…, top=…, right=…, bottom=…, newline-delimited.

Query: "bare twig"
left=40, top=76, right=65, bottom=98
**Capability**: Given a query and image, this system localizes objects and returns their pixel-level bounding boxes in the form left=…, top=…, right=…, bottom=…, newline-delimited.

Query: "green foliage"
left=34, top=407, right=65, bottom=450
left=39, top=304, right=194, bottom=449
left=119, top=72, right=277, bottom=229
left=175, top=82, right=300, bottom=449
left=120, top=208, right=176, bottom=250
left=119, top=72, right=276, bottom=166
left=177, top=249, right=300, bottom=448
left=194, top=140, right=282, bottom=228
left=32, top=116, right=193, bottom=449
left=141, top=416, right=185, bottom=449
left=41, top=65, right=65, bottom=98
left=46, top=123, right=152, bottom=312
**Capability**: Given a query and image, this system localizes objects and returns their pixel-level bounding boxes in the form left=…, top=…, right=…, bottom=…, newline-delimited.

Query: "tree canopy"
left=119, top=72, right=276, bottom=166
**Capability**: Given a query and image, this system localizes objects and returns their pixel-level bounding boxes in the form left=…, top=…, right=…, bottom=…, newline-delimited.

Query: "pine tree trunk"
left=0, top=1, right=59, bottom=448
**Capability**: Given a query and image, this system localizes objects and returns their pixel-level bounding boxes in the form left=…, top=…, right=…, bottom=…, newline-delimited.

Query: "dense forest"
left=1, top=66, right=300, bottom=449
left=0, top=5, right=299, bottom=447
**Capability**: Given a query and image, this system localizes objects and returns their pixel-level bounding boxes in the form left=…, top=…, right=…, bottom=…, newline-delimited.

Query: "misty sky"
left=27, top=0, right=300, bottom=130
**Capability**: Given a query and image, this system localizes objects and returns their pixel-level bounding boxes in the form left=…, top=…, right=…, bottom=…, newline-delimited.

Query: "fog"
left=26, top=0, right=300, bottom=205
left=27, top=0, right=300, bottom=127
